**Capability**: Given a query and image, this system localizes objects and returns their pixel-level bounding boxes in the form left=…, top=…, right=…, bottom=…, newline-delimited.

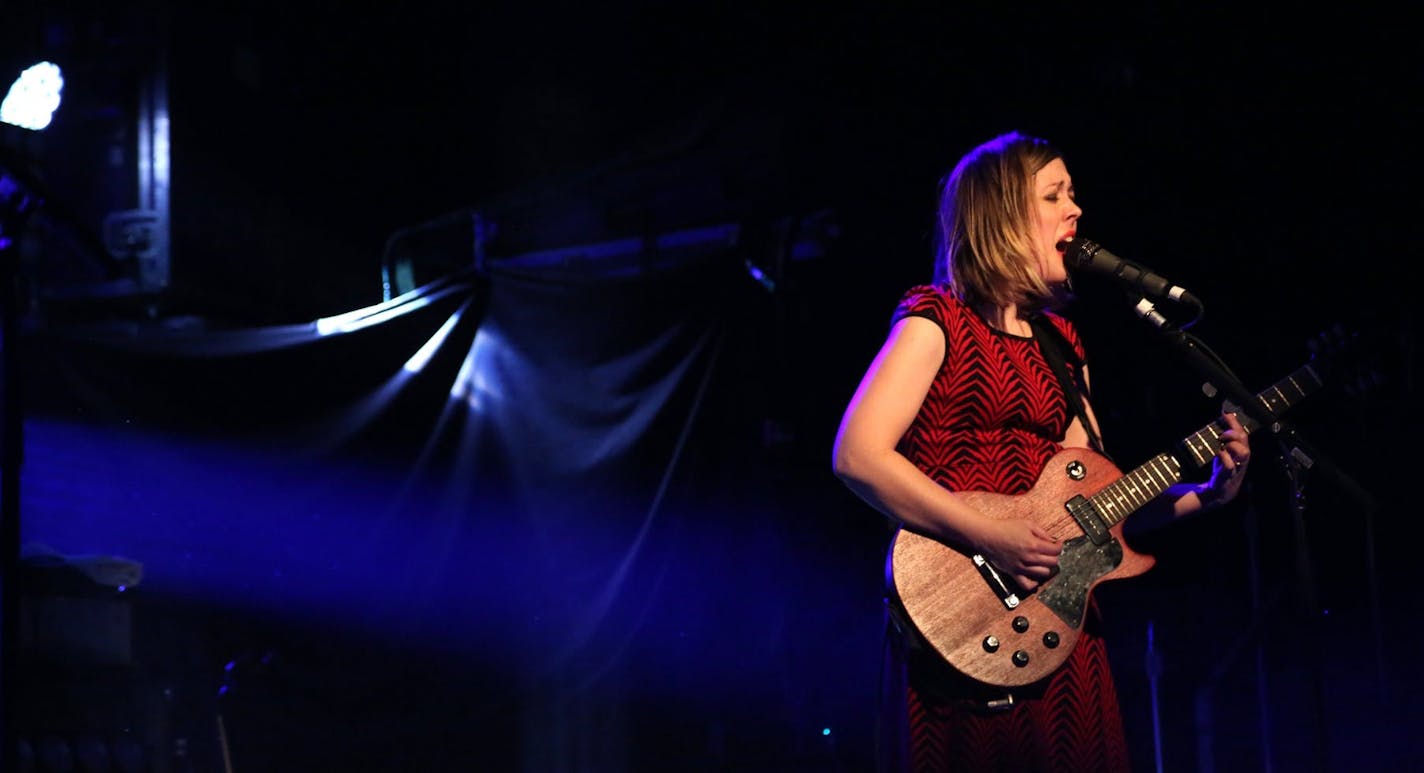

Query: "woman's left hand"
left=1203, top=411, right=1251, bottom=507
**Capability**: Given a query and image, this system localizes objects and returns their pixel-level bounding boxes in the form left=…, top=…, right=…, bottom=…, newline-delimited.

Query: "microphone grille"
left=1063, top=237, right=1100, bottom=268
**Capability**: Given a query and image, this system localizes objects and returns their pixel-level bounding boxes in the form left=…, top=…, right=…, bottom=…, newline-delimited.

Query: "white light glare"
left=1, top=61, right=64, bottom=131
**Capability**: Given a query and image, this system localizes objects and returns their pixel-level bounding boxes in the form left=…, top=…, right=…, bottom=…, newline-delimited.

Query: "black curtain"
left=18, top=247, right=879, bottom=770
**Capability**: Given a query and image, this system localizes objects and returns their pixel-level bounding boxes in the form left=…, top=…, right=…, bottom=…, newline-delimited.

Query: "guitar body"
left=885, top=346, right=1342, bottom=688
left=888, top=446, right=1157, bottom=688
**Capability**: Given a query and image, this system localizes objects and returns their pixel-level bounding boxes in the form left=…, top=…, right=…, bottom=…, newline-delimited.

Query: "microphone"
left=1062, top=238, right=1202, bottom=310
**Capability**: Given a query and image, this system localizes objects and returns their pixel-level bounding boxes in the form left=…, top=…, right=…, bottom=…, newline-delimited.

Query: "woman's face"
left=1031, top=157, right=1081, bottom=284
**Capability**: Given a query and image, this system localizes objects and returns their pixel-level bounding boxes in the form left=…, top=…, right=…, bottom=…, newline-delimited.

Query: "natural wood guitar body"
left=889, top=447, right=1154, bottom=688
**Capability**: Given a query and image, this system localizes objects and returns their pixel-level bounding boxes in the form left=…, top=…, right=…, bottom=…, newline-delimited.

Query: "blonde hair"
left=934, top=131, right=1063, bottom=314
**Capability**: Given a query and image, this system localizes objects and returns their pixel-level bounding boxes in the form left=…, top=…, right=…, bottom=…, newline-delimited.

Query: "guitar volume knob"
left=1042, top=631, right=1060, bottom=648
left=982, top=635, right=1001, bottom=653
left=1012, top=616, right=1030, bottom=633
left=1012, top=650, right=1030, bottom=667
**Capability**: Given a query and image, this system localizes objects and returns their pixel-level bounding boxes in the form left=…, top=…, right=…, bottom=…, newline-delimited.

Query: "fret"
left=1184, top=427, right=1218, bottom=467
left=1260, top=392, right=1283, bottom=415
left=1202, top=424, right=1224, bottom=456
left=1123, top=478, right=1146, bottom=509
left=1124, top=479, right=1145, bottom=506
left=1145, top=456, right=1176, bottom=491
left=1108, top=495, right=1125, bottom=516
left=1236, top=363, right=1320, bottom=434
left=1097, top=454, right=1182, bottom=527
left=1190, top=433, right=1207, bottom=465
left=1270, top=384, right=1304, bottom=407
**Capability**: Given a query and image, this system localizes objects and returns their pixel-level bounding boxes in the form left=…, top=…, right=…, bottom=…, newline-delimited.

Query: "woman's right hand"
left=973, top=518, right=1062, bottom=591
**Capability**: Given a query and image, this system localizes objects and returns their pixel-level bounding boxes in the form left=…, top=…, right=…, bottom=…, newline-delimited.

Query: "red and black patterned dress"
left=881, top=285, right=1130, bottom=772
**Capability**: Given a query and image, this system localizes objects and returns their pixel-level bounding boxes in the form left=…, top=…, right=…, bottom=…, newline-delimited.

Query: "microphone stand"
left=1128, top=295, right=1377, bottom=772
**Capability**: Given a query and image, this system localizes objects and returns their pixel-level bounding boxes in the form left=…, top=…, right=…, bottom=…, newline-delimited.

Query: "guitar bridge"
left=972, top=554, right=1021, bottom=609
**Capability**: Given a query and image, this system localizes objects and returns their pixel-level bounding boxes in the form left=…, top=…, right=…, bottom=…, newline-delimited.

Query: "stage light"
left=1, top=60, right=64, bottom=131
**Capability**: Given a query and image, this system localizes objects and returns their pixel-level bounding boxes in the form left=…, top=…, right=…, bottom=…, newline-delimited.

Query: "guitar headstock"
left=1306, top=322, right=1386, bottom=400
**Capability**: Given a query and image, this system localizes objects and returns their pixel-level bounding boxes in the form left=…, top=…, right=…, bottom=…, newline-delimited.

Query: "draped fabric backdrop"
left=20, top=244, right=885, bottom=770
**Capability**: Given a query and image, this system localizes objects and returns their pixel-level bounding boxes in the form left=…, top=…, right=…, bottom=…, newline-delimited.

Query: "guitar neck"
left=1091, top=360, right=1325, bottom=528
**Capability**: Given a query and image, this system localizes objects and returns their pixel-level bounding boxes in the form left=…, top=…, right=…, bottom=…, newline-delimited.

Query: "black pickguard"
left=1036, top=535, right=1122, bottom=625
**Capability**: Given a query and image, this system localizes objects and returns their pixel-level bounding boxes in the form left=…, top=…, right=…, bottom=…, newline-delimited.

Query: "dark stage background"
left=2, top=2, right=1419, bottom=771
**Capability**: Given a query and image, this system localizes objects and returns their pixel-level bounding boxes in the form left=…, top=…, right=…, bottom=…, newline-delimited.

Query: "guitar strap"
left=1030, top=315, right=1106, bottom=457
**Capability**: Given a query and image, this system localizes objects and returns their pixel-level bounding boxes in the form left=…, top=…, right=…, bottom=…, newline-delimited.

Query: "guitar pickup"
left=1065, top=494, right=1111, bottom=546
left=973, top=554, right=1021, bottom=609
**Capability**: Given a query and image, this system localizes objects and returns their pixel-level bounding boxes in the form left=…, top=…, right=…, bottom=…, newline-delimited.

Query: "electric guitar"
left=887, top=347, right=1350, bottom=689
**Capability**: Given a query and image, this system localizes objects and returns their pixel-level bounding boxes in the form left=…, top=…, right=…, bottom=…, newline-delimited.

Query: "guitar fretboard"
left=1092, top=361, right=1324, bottom=528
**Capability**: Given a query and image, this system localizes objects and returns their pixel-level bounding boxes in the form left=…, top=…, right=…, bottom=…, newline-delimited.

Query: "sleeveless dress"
left=881, top=285, right=1131, bottom=772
